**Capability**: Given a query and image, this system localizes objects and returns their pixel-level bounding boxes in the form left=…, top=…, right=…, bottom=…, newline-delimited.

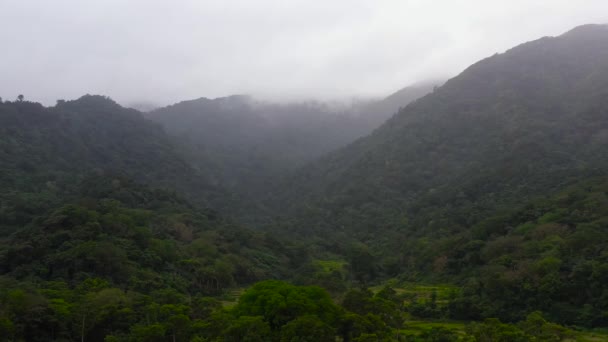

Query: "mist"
left=1, top=0, right=607, bottom=106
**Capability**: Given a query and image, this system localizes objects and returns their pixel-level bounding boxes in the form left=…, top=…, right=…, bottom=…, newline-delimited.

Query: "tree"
left=347, top=244, right=376, bottom=284
left=0, top=316, right=15, bottom=341
left=223, top=316, right=272, bottom=342
left=129, top=324, right=166, bottom=342
left=418, top=327, right=459, bottom=342
left=465, top=318, right=529, bottom=342
left=280, top=316, right=335, bottom=342
left=233, top=280, right=341, bottom=330
left=17, top=94, right=24, bottom=102
left=342, top=288, right=375, bottom=315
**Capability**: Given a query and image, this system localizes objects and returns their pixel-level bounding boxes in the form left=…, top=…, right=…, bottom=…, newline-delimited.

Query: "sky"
left=1, top=0, right=607, bottom=107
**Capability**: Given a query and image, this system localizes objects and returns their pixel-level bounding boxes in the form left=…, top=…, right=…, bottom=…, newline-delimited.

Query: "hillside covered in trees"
left=273, top=24, right=608, bottom=241
left=1, top=24, right=608, bottom=341
left=0, top=95, right=234, bottom=229
left=145, top=83, right=436, bottom=224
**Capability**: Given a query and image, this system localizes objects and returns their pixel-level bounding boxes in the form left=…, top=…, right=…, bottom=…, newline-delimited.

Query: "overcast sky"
left=1, top=0, right=607, bottom=106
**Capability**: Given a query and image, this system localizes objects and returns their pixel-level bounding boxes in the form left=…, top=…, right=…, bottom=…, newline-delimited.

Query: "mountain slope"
left=253, top=23, right=608, bottom=326
left=146, top=88, right=435, bottom=223
left=353, top=80, right=442, bottom=131
left=276, top=24, right=608, bottom=238
left=0, top=95, right=227, bottom=235
left=0, top=175, right=308, bottom=341
left=0, top=176, right=296, bottom=288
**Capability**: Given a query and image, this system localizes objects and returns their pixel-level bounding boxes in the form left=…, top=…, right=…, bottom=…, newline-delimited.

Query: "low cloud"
left=1, top=0, right=607, bottom=106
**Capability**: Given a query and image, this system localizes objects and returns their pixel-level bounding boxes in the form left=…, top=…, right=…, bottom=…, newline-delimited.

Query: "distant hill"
left=0, top=95, right=230, bottom=234
left=352, top=80, right=442, bottom=131
left=126, top=101, right=161, bottom=112
left=261, top=23, right=608, bottom=325
left=277, top=24, right=608, bottom=235
left=145, top=85, right=436, bottom=223
left=2, top=23, right=608, bottom=337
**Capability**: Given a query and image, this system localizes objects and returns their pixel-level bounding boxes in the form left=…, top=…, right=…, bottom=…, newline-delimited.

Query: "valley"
left=1, top=23, right=608, bottom=342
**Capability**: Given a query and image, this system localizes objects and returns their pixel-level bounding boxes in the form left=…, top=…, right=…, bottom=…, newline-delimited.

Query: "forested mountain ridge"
left=0, top=176, right=309, bottom=341
left=0, top=95, right=203, bottom=189
left=2, top=23, right=608, bottom=341
left=146, top=83, right=437, bottom=177
left=0, top=97, right=313, bottom=341
left=247, top=23, right=608, bottom=329
left=353, top=81, right=441, bottom=130
left=0, top=95, right=233, bottom=235
left=274, top=24, right=608, bottom=239
left=145, top=85, right=436, bottom=224
left=0, top=176, right=298, bottom=289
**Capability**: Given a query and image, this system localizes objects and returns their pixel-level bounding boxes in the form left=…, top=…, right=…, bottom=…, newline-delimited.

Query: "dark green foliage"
left=259, top=24, right=608, bottom=327
left=1, top=176, right=297, bottom=291
left=279, top=315, right=335, bottom=342
left=0, top=95, right=226, bottom=234
left=145, top=87, right=433, bottom=225
left=234, top=280, right=341, bottom=329
left=273, top=24, right=608, bottom=247
left=1, top=23, right=608, bottom=341
left=465, top=318, right=530, bottom=342
left=442, top=179, right=608, bottom=325
left=415, top=327, right=459, bottom=342
left=223, top=316, right=272, bottom=342
left=0, top=176, right=307, bottom=341
left=462, top=313, right=574, bottom=342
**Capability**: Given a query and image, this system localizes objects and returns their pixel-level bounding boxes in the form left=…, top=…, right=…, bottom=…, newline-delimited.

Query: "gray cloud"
left=1, top=0, right=607, bottom=106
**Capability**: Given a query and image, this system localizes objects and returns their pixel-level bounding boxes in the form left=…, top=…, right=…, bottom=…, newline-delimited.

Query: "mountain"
left=0, top=176, right=297, bottom=289
left=261, top=23, right=608, bottom=324
left=0, top=95, right=228, bottom=235
left=145, top=86, right=436, bottom=223
left=3, top=22, right=608, bottom=340
left=352, top=80, right=442, bottom=131
left=277, top=24, right=608, bottom=235
left=126, top=101, right=161, bottom=112
left=0, top=174, right=309, bottom=341
left=0, top=95, right=313, bottom=342
left=147, top=84, right=438, bottom=174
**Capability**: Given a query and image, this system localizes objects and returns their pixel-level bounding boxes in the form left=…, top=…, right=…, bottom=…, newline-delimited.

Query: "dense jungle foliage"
left=1, top=24, right=608, bottom=341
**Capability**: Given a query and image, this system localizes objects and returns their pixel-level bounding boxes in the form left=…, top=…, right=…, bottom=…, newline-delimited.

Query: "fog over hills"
left=3, top=1, right=607, bottom=105
left=2, top=2, right=608, bottom=339
left=143, top=81, right=438, bottom=222
left=276, top=24, right=608, bottom=232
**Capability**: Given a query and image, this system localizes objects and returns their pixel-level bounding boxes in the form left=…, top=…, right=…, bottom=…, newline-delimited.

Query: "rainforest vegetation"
left=2, top=24, right=608, bottom=341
